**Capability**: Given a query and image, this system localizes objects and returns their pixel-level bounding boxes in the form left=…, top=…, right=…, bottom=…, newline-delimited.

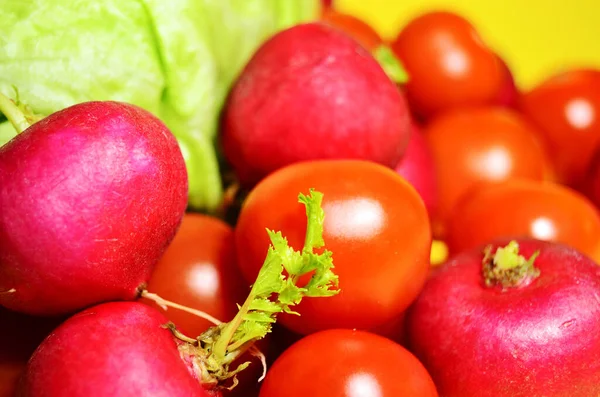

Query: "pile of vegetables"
left=1, top=1, right=600, bottom=396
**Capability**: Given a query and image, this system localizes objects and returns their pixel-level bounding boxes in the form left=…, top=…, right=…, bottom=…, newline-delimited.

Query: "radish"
left=494, top=56, right=519, bottom=108
left=405, top=239, right=600, bottom=397
left=583, top=145, right=600, bottom=208
left=220, top=22, right=411, bottom=187
left=0, top=95, right=188, bottom=316
left=394, top=123, right=437, bottom=215
left=18, top=302, right=214, bottom=397
left=18, top=190, right=340, bottom=396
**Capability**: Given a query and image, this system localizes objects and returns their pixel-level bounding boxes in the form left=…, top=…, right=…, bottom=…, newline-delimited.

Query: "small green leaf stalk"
left=169, top=189, right=340, bottom=391
left=373, top=45, right=409, bottom=85
left=482, top=240, right=541, bottom=290
left=0, top=89, right=44, bottom=134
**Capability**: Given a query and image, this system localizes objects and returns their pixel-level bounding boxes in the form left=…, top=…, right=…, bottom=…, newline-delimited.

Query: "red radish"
left=583, top=145, right=600, bottom=208
left=394, top=123, right=437, bottom=215
left=221, top=22, right=411, bottom=187
left=494, top=56, right=519, bottom=108
left=18, top=302, right=215, bottom=397
left=0, top=99, right=188, bottom=316
left=405, top=239, right=600, bottom=397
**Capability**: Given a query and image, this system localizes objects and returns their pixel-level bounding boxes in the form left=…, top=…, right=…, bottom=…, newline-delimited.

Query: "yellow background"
left=334, top=0, right=599, bottom=89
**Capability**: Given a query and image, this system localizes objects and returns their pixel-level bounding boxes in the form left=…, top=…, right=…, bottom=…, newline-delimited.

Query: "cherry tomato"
left=235, top=160, right=431, bottom=335
left=142, top=213, right=247, bottom=336
left=447, top=179, right=600, bottom=263
left=320, top=9, right=383, bottom=51
left=391, top=11, right=503, bottom=118
left=141, top=214, right=266, bottom=397
left=259, top=329, right=438, bottom=397
left=520, top=69, right=600, bottom=187
left=424, top=107, right=551, bottom=238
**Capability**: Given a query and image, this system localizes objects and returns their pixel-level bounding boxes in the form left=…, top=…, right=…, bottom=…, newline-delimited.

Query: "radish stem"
left=141, top=290, right=223, bottom=326
left=482, top=241, right=540, bottom=289
left=0, top=92, right=30, bottom=133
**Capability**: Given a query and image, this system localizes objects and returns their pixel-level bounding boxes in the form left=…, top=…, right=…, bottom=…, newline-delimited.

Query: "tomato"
left=520, top=69, right=600, bottom=187
left=235, top=160, right=431, bottom=335
left=141, top=213, right=266, bottom=396
left=446, top=179, right=600, bottom=263
left=391, top=11, right=503, bottom=118
left=321, top=9, right=383, bottom=51
left=142, top=213, right=247, bottom=337
left=424, top=107, right=551, bottom=238
left=259, top=329, right=438, bottom=397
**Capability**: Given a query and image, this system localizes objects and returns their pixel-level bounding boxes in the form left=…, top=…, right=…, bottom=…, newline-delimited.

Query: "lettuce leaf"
left=0, top=0, right=320, bottom=211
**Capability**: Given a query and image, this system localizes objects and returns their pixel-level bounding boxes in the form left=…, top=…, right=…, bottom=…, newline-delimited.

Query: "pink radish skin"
left=583, top=146, right=600, bottom=208
left=405, top=239, right=600, bottom=397
left=494, top=56, right=519, bottom=108
left=18, top=302, right=216, bottom=397
left=0, top=102, right=188, bottom=316
left=221, top=22, right=411, bottom=187
left=394, top=123, right=437, bottom=215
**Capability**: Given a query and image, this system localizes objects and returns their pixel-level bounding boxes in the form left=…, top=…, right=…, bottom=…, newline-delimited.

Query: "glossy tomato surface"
left=424, top=107, right=550, bottom=237
left=447, top=180, right=600, bottom=263
left=320, top=9, right=383, bottom=51
left=259, top=329, right=438, bottom=397
left=520, top=69, right=600, bottom=187
left=392, top=11, right=503, bottom=118
left=235, top=160, right=431, bottom=335
left=142, top=214, right=247, bottom=337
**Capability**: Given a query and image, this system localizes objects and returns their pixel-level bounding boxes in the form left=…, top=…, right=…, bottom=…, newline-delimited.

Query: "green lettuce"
left=0, top=0, right=320, bottom=211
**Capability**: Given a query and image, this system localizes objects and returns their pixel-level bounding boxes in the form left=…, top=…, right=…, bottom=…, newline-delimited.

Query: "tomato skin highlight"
left=406, top=239, right=600, bottom=397
left=447, top=180, right=600, bottom=263
left=235, top=160, right=431, bottom=335
left=424, top=107, right=550, bottom=238
left=520, top=69, right=600, bottom=187
left=259, top=329, right=438, bottom=397
left=392, top=11, right=503, bottom=118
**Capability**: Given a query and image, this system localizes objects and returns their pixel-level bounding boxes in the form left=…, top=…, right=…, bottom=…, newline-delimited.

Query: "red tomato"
left=447, top=179, right=600, bottom=263
left=520, top=69, right=600, bottom=187
left=424, top=107, right=551, bottom=238
left=235, top=160, right=431, bottom=335
left=320, top=9, right=383, bottom=51
left=392, top=11, right=503, bottom=118
left=143, top=213, right=247, bottom=337
left=259, top=329, right=438, bottom=397
left=141, top=214, right=266, bottom=397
